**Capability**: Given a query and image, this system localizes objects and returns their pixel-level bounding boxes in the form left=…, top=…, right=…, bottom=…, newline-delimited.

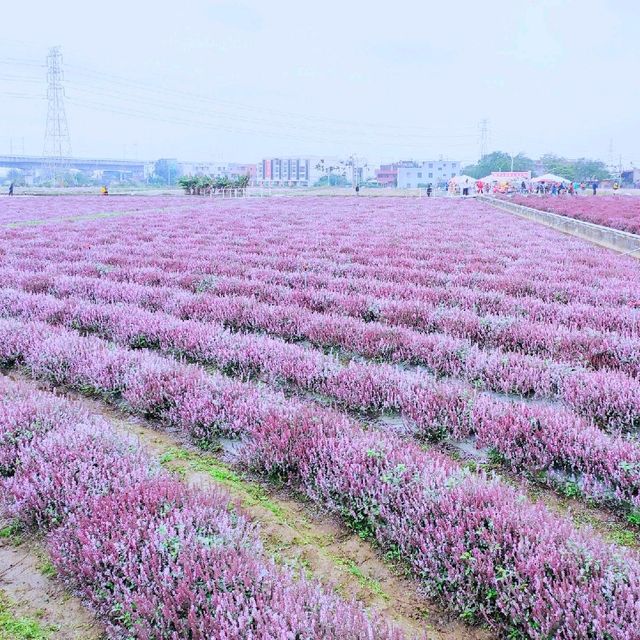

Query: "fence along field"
left=1, top=195, right=640, bottom=639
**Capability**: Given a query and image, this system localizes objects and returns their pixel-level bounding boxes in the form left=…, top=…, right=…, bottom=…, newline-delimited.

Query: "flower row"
left=2, top=287, right=640, bottom=513
left=7, top=248, right=640, bottom=376
left=1, top=319, right=639, bottom=638
left=4, top=268, right=640, bottom=433
left=5, top=234, right=640, bottom=337
left=0, top=377, right=398, bottom=639
left=508, top=194, right=640, bottom=235
left=5, top=197, right=640, bottom=310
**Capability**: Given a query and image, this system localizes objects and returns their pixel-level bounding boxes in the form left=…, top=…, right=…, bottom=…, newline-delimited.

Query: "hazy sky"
left=0, top=0, right=637, bottom=166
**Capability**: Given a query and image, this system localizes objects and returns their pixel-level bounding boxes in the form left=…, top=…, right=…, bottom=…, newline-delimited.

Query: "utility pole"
left=479, top=118, right=489, bottom=160
left=43, top=46, right=72, bottom=185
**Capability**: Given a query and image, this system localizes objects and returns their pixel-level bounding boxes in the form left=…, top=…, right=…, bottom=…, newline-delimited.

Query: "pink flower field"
left=2, top=194, right=640, bottom=639
left=508, top=194, right=640, bottom=235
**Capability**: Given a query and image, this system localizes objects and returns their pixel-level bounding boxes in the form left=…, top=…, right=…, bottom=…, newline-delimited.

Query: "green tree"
left=539, top=155, right=611, bottom=181
left=6, top=168, right=25, bottom=186
left=571, top=158, right=610, bottom=181
left=539, top=154, right=575, bottom=180
left=234, top=175, right=250, bottom=188
left=314, top=174, right=349, bottom=187
left=463, top=151, right=534, bottom=178
left=178, top=176, right=198, bottom=194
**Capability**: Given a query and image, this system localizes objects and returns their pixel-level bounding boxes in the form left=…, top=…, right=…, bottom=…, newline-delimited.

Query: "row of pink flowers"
left=2, top=266, right=640, bottom=433
left=0, top=195, right=187, bottom=225
left=4, top=197, right=640, bottom=309
left=509, top=195, right=640, bottom=235
left=5, top=250, right=639, bottom=375
left=1, top=287, right=640, bottom=514
left=1, top=320, right=639, bottom=638
left=0, top=377, right=400, bottom=639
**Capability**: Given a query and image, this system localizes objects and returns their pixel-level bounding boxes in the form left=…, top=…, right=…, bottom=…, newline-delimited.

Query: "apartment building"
left=397, top=160, right=461, bottom=188
left=256, top=157, right=315, bottom=186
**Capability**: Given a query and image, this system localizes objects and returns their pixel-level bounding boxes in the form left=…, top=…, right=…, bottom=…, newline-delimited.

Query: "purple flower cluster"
left=3, top=236, right=640, bottom=377
left=2, top=290, right=640, bottom=512
left=0, top=194, right=186, bottom=224
left=3, top=195, right=640, bottom=638
left=2, top=269, right=640, bottom=432
left=0, top=377, right=400, bottom=639
left=1, top=320, right=640, bottom=637
left=509, top=194, right=640, bottom=235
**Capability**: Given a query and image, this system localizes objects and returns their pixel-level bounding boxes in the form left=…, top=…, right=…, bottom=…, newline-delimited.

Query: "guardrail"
left=479, top=195, right=640, bottom=259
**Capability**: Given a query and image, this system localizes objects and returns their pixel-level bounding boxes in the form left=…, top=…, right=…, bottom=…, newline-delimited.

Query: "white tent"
left=451, top=174, right=477, bottom=185
left=532, top=173, right=571, bottom=183
left=449, top=174, right=476, bottom=195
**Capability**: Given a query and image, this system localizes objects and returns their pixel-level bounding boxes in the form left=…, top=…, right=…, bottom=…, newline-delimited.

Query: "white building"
left=256, top=157, right=322, bottom=186
left=397, top=160, right=461, bottom=188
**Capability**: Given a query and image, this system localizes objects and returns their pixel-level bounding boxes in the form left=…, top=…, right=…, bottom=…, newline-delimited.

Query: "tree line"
left=463, top=152, right=611, bottom=181
left=177, top=174, right=250, bottom=195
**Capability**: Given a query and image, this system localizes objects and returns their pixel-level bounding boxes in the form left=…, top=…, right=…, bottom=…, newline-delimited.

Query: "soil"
left=5, top=370, right=494, bottom=640
left=0, top=534, right=103, bottom=639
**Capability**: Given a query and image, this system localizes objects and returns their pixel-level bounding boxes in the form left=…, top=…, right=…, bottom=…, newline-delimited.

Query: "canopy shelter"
left=451, top=174, right=477, bottom=185
left=531, top=173, right=571, bottom=183
left=449, top=174, right=476, bottom=195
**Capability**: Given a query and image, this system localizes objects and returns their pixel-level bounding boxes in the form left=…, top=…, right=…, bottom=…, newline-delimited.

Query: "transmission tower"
left=479, top=118, right=489, bottom=159
left=43, top=46, right=72, bottom=183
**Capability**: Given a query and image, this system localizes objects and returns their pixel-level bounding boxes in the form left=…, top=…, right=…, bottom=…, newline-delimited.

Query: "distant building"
left=622, top=168, right=640, bottom=188
left=374, top=160, right=460, bottom=188
left=375, top=163, right=400, bottom=187
left=257, top=158, right=317, bottom=186
left=374, top=161, right=416, bottom=187
left=397, top=160, right=461, bottom=188
left=228, top=163, right=256, bottom=183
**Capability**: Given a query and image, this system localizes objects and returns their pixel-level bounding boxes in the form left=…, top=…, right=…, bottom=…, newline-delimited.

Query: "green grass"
left=0, top=523, right=22, bottom=545
left=330, top=556, right=388, bottom=600
left=572, top=511, right=637, bottom=547
left=36, top=558, right=56, bottom=580
left=0, top=591, right=57, bottom=640
left=159, top=447, right=286, bottom=522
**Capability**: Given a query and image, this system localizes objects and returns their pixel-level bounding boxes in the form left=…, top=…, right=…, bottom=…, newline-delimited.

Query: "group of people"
left=476, top=179, right=601, bottom=196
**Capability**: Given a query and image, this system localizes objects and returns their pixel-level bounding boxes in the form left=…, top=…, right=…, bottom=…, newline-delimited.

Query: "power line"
left=65, top=81, right=478, bottom=143
left=63, top=61, right=479, bottom=139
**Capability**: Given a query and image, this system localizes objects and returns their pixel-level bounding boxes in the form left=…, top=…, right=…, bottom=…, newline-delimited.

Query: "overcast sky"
left=0, top=0, right=637, bottom=166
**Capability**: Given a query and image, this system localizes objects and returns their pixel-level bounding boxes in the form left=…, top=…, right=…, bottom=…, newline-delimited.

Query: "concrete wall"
left=478, top=195, right=640, bottom=260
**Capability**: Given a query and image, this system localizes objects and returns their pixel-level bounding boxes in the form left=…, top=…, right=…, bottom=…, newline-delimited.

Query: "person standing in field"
left=8, top=182, right=14, bottom=196
left=592, top=180, right=598, bottom=195
left=426, top=184, right=432, bottom=197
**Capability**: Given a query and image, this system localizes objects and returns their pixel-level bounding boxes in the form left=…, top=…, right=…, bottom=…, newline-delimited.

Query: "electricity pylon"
left=43, top=46, right=72, bottom=184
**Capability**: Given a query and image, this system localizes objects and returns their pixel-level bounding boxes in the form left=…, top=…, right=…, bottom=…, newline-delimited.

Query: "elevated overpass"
left=0, top=154, right=150, bottom=177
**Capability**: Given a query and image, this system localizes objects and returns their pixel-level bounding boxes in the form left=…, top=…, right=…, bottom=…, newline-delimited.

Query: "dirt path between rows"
left=4, top=370, right=493, bottom=640
left=0, top=533, right=103, bottom=639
